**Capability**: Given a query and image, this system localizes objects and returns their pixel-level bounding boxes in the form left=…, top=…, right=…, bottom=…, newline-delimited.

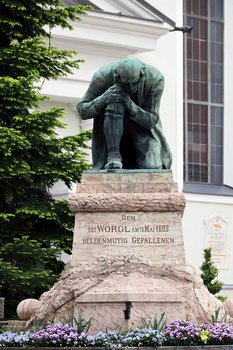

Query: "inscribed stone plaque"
left=204, top=214, right=230, bottom=269
left=71, top=211, right=185, bottom=266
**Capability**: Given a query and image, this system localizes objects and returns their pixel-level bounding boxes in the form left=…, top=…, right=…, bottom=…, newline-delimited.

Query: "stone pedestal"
left=70, top=170, right=186, bottom=267
left=28, top=170, right=229, bottom=332
left=68, top=170, right=187, bottom=331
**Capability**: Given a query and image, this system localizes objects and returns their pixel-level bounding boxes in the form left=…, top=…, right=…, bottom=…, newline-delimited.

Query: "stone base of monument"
left=28, top=171, right=231, bottom=331
left=5, top=320, right=27, bottom=332
left=70, top=170, right=186, bottom=267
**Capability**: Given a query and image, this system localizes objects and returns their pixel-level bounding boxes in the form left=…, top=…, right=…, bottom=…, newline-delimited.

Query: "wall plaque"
left=204, top=214, right=230, bottom=269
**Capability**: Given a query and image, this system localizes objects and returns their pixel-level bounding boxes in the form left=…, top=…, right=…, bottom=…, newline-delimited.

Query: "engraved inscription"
left=121, top=215, right=136, bottom=221
left=132, top=237, right=174, bottom=244
left=81, top=214, right=177, bottom=248
left=83, top=237, right=128, bottom=245
left=87, top=224, right=170, bottom=233
left=132, top=225, right=169, bottom=232
left=82, top=237, right=175, bottom=245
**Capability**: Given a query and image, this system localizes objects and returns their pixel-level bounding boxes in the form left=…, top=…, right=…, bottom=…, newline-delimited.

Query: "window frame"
left=183, top=0, right=224, bottom=187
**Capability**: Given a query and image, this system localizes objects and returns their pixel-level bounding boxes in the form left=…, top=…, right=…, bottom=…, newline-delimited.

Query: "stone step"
left=5, top=320, right=27, bottom=332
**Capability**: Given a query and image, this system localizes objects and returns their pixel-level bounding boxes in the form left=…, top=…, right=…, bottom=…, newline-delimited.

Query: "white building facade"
left=41, top=0, right=233, bottom=298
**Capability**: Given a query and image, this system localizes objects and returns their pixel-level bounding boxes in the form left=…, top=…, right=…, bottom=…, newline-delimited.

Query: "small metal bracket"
left=124, top=302, right=132, bottom=320
left=170, top=25, right=193, bottom=33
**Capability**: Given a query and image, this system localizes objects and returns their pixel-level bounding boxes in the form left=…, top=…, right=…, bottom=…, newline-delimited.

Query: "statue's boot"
left=105, top=159, right=122, bottom=169
left=104, top=103, right=124, bottom=169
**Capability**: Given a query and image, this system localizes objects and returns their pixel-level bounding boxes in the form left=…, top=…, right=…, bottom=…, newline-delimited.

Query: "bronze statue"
left=77, top=57, right=172, bottom=170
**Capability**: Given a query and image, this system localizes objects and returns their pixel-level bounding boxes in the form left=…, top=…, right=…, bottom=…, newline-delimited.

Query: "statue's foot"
left=105, top=160, right=122, bottom=169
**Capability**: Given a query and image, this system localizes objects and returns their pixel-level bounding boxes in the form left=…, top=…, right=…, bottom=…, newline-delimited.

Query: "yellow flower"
left=200, top=329, right=209, bottom=344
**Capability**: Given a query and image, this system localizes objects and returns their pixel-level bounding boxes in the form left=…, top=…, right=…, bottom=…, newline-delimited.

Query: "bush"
left=86, top=328, right=165, bottom=348
left=200, top=247, right=223, bottom=295
left=202, top=323, right=233, bottom=345
left=87, top=330, right=121, bottom=348
left=121, top=328, right=165, bottom=347
left=0, top=331, right=31, bottom=347
left=30, top=323, right=89, bottom=347
left=164, top=320, right=202, bottom=346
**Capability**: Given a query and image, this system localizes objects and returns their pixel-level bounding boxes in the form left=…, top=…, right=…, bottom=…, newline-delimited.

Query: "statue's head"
left=115, top=58, right=145, bottom=93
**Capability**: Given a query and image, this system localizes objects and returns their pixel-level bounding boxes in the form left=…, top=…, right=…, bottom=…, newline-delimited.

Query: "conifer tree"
left=200, top=247, right=223, bottom=295
left=0, top=0, right=91, bottom=317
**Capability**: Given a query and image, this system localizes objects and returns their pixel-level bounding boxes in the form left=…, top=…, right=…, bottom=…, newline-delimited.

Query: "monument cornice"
left=69, top=192, right=185, bottom=213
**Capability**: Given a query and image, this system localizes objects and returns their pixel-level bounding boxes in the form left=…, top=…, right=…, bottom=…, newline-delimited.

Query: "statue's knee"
left=149, top=158, right=162, bottom=169
left=138, top=156, right=162, bottom=169
left=137, top=139, right=162, bottom=169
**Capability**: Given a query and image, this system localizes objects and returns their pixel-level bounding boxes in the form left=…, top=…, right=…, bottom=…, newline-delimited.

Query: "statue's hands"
left=102, top=84, right=128, bottom=104
left=108, top=84, right=133, bottom=111
left=95, top=84, right=132, bottom=113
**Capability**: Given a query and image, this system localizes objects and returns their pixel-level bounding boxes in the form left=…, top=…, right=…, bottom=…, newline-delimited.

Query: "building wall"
left=134, top=0, right=184, bottom=190
left=40, top=0, right=233, bottom=296
left=182, top=0, right=233, bottom=297
left=142, top=1, right=233, bottom=297
left=136, top=0, right=233, bottom=297
left=224, top=0, right=233, bottom=188
left=183, top=194, right=233, bottom=298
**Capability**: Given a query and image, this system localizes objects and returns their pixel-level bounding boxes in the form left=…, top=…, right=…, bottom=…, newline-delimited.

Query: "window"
left=183, top=0, right=224, bottom=185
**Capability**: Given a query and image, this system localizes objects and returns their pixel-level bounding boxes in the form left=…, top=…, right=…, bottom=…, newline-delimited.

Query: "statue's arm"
left=77, top=74, right=108, bottom=120
left=128, top=78, right=164, bottom=129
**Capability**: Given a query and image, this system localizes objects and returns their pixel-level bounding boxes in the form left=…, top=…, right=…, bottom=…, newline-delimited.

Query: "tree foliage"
left=200, top=247, right=223, bottom=295
left=0, top=0, right=91, bottom=317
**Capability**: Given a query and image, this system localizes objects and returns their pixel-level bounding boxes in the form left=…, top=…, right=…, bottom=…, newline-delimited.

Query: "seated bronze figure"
left=77, top=57, right=172, bottom=170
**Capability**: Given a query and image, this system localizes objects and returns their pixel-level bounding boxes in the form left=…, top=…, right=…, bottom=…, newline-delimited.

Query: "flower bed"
left=1, top=347, right=233, bottom=350
left=0, top=320, right=233, bottom=348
